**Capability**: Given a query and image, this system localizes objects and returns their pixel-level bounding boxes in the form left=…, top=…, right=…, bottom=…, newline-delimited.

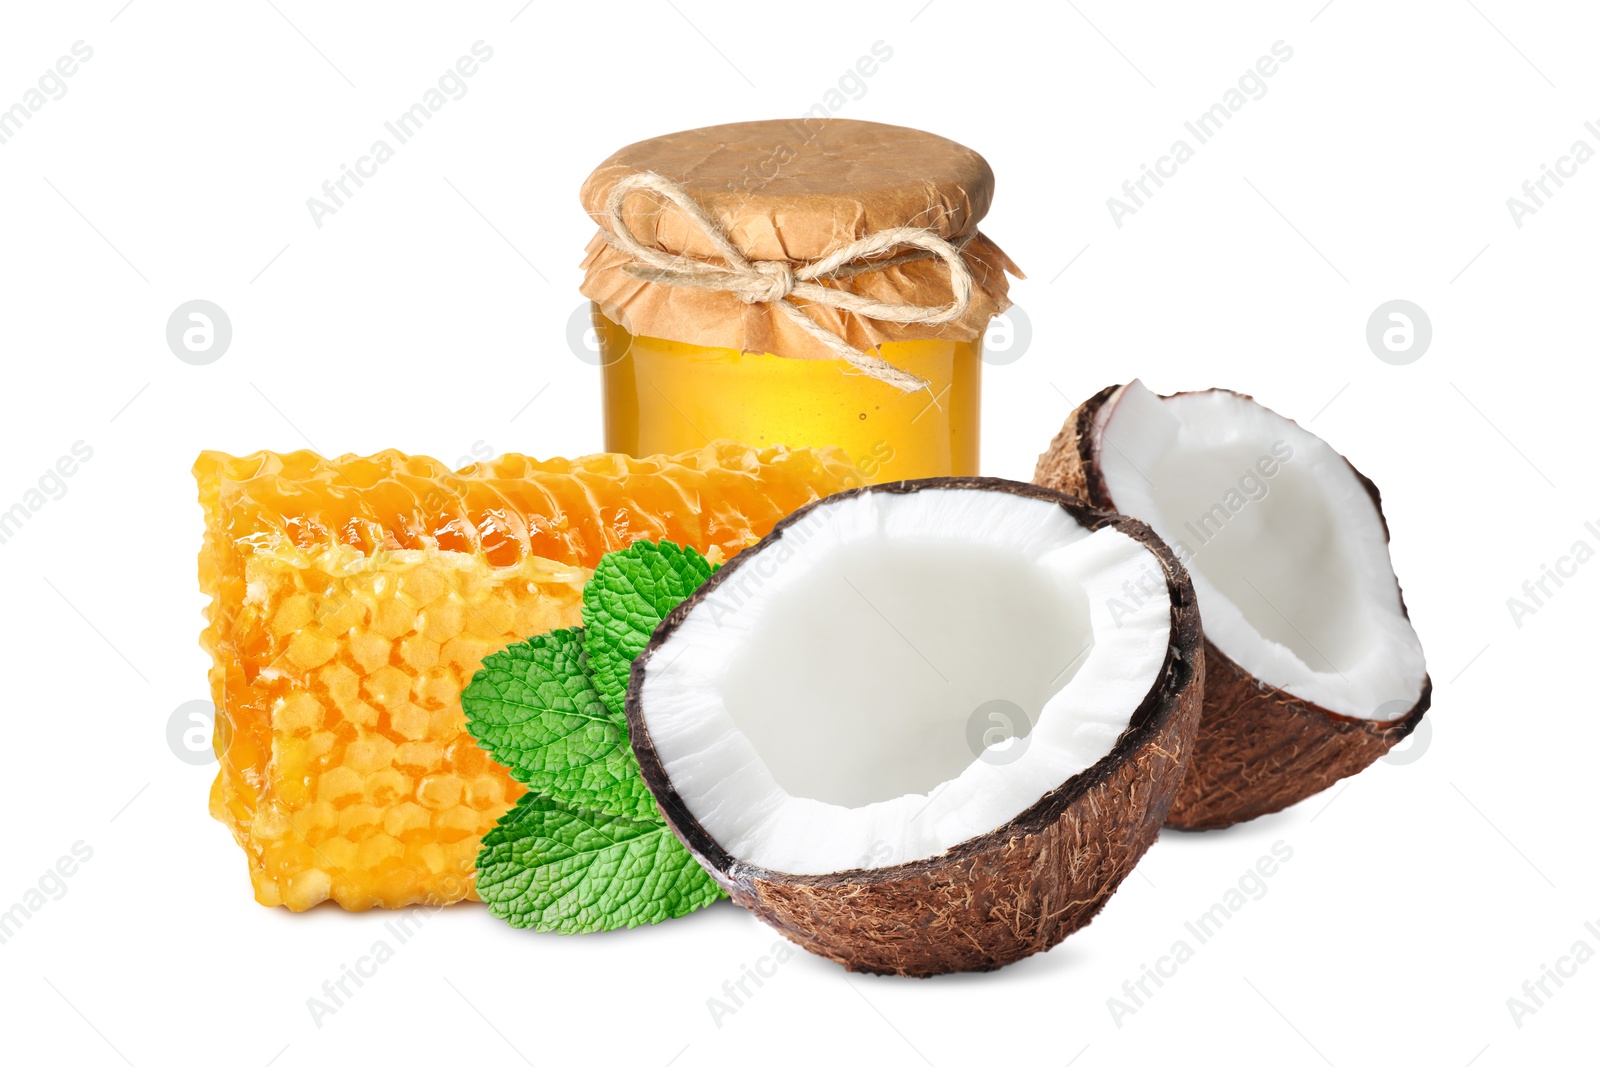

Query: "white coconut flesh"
left=636, top=486, right=1174, bottom=876
left=1094, top=380, right=1425, bottom=722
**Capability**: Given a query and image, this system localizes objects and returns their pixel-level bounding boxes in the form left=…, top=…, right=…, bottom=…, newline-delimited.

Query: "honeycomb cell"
left=318, top=663, right=360, bottom=706
left=434, top=806, right=483, bottom=842
left=292, top=801, right=338, bottom=837
left=196, top=443, right=861, bottom=910
left=250, top=808, right=290, bottom=843
left=318, top=597, right=366, bottom=635
left=417, top=775, right=463, bottom=811
left=398, top=568, right=447, bottom=606
left=383, top=802, right=431, bottom=839
left=338, top=804, right=384, bottom=839
left=362, top=665, right=413, bottom=708
left=371, top=597, right=416, bottom=641
left=347, top=629, right=391, bottom=674
left=271, top=595, right=314, bottom=636
left=344, top=736, right=397, bottom=774
left=421, top=601, right=465, bottom=643
left=389, top=703, right=430, bottom=742
left=440, top=634, right=495, bottom=673
left=317, top=837, right=356, bottom=871
left=342, top=700, right=379, bottom=730
left=465, top=596, right=516, bottom=638
left=415, top=670, right=461, bottom=711
left=394, top=741, right=443, bottom=773
left=306, top=731, right=338, bottom=761
left=273, top=692, right=324, bottom=733
left=285, top=869, right=331, bottom=910
left=286, top=628, right=338, bottom=671
left=357, top=834, right=404, bottom=870
left=363, top=768, right=411, bottom=807
left=397, top=634, right=439, bottom=671
left=462, top=777, right=505, bottom=810
left=444, top=737, right=487, bottom=777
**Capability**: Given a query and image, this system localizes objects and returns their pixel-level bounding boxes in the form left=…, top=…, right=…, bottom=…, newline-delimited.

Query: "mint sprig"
left=477, top=793, right=725, bottom=933
left=582, top=540, right=717, bottom=716
left=463, top=628, right=655, bottom=822
left=463, top=540, right=723, bottom=933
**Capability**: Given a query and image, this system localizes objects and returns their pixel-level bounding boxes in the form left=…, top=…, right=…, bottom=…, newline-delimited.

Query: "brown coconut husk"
left=625, top=478, right=1204, bottom=976
left=1035, top=385, right=1430, bottom=831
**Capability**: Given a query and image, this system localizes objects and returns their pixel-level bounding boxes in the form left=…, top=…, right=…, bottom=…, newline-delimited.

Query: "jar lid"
left=582, top=119, right=997, bottom=260
left=578, top=119, right=1021, bottom=386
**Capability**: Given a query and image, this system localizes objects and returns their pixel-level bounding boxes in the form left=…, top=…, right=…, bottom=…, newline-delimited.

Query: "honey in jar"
left=577, top=119, right=1021, bottom=483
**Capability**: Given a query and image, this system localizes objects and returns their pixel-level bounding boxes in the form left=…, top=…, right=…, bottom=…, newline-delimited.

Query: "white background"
left=0, top=1, right=1594, bottom=1064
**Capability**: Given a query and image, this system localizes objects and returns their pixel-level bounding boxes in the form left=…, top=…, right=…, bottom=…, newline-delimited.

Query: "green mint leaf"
left=461, top=628, right=657, bottom=822
left=582, top=540, right=717, bottom=715
left=476, top=792, right=725, bottom=933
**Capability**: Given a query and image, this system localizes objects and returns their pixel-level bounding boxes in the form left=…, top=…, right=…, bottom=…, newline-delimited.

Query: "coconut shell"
left=1034, top=385, right=1430, bottom=831
left=626, top=478, right=1204, bottom=976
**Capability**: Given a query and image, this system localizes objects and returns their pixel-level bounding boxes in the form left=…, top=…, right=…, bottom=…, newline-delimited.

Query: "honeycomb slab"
left=196, top=443, right=858, bottom=910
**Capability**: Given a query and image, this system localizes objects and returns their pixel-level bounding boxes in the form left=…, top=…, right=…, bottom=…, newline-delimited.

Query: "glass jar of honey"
left=578, top=119, right=1020, bottom=483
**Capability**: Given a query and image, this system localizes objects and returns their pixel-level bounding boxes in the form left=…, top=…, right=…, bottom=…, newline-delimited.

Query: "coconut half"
left=1035, top=381, right=1429, bottom=830
left=624, top=478, right=1203, bottom=976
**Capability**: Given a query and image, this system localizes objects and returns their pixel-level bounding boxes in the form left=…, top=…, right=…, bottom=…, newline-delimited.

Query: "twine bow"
left=600, top=171, right=977, bottom=392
